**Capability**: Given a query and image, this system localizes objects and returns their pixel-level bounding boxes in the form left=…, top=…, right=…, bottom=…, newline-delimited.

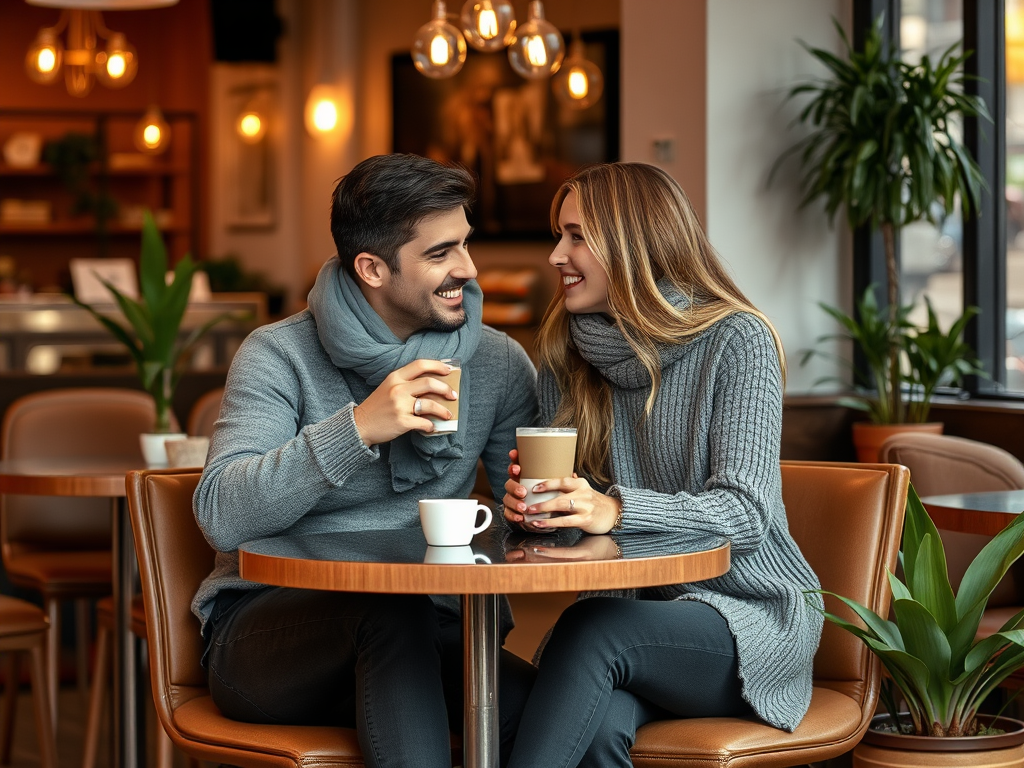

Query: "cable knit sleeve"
left=609, top=314, right=783, bottom=552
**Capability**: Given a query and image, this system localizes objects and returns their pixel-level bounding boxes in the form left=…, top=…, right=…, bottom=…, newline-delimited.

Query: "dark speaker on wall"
left=210, top=0, right=284, bottom=63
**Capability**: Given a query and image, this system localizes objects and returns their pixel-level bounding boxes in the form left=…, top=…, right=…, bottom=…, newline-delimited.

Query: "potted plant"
left=802, top=287, right=985, bottom=461
left=73, top=211, right=239, bottom=465
left=815, top=486, right=1024, bottom=765
left=779, top=14, right=990, bottom=458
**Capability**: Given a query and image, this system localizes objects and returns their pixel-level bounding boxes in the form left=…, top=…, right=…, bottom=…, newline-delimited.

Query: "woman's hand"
left=525, top=475, right=622, bottom=535
left=502, top=449, right=547, bottom=532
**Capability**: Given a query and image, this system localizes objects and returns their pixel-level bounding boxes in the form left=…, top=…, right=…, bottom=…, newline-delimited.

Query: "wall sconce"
left=134, top=104, right=170, bottom=155
left=552, top=35, right=603, bottom=109
left=304, top=84, right=347, bottom=138
left=237, top=94, right=269, bottom=145
left=24, top=0, right=174, bottom=97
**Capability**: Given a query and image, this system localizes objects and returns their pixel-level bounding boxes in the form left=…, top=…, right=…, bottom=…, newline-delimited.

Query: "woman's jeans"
left=507, top=597, right=750, bottom=768
left=205, top=587, right=537, bottom=768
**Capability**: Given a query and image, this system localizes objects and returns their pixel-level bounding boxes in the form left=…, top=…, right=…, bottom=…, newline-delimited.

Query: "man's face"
left=376, top=207, right=477, bottom=340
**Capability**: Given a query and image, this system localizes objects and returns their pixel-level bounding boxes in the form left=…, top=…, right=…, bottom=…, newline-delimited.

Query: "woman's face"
left=550, top=191, right=611, bottom=315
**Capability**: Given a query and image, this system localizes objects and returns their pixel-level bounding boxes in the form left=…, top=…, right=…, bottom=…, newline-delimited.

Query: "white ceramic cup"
left=418, top=499, right=493, bottom=546
left=423, top=546, right=492, bottom=564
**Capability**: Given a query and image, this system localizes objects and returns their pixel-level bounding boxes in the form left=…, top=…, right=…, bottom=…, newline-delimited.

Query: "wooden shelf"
left=0, top=221, right=188, bottom=235
left=0, top=163, right=188, bottom=177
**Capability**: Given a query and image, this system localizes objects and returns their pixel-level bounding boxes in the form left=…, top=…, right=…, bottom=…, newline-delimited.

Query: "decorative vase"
left=139, top=432, right=187, bottom=467
left=853, top=714, right=1024, bottom=767
left=852, top=422, right=944, bottom=463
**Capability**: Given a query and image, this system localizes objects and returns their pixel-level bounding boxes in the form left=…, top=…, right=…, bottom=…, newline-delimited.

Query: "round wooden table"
left=239, top=527, right=730, bottom=768
left=0, top=458, right=143, bottom=768
left=922, top=489, right=1024, bottom=536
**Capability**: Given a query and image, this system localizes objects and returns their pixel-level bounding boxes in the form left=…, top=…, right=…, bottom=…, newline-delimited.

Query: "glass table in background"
left=238, top=526, right=730, bottom=768
left=922, top=489, right=1024, bottom=536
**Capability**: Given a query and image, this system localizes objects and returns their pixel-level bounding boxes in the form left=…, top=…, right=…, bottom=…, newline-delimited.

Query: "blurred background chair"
left=0, top=595, right=57, bottom=768
left=1, top=388, right=158, bottom=729
left=879, top=433, right=1024, bottom=646
left=629, top=461, right=909, bottom=767
left=186, top=388, right=223, bottom=439
left=127, top=468, right=366, bottom=766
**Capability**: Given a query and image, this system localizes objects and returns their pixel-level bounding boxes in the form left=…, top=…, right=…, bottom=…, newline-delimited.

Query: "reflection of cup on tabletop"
left=424, top=546, right=492, bottom=564
left=516, top=427, right=578, bottom=520
left=418, top=498, right=493, bottom=546
left=420, top=357, right=461, bottom=435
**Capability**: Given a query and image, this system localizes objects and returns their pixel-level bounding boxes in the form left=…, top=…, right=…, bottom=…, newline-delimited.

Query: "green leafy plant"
left=73, top=211, right=238, bottom=433
left=813, top=486, right=1024, bottom=737
left=779, top=14, right=989, bottom=423
left=802, top=286, right=984, bottom=424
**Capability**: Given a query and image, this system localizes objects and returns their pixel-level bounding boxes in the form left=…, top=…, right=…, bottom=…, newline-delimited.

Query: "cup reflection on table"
left=423, top=546, right=492, bottom=564
left=505, top=535, right=619, bottom=563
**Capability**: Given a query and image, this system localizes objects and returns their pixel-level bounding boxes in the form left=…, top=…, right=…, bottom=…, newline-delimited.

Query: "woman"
left=502, top=163, right=822, bottom=768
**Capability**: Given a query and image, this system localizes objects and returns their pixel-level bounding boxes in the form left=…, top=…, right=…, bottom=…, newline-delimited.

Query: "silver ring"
left=413, top=398, right=423, bottom=416
left=569, top=498, right=575, bottom=511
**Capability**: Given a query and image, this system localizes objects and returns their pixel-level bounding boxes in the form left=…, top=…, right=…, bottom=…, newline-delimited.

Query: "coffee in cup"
left=423, top=546, right=492, bottom=564
left=420, top=357, right=461, bottom=435
left=418, top=498, right=492, bottom=546
left=516, top=427, right=578, bottom=520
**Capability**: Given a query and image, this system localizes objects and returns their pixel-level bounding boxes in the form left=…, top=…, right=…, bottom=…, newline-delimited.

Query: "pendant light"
left=552, top=35, right=603, bottom=109
left=134, top=104, right=170, bottom=155
left=412, top=0, right=467, bottom=79
left=459, top=0, right=515, bottom=53
left=507, top=1, right=564, bottom=80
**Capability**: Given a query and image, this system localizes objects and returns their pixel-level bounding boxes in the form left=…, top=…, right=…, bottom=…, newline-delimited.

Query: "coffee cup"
left=423, top=546, right=492, bottom=564
left=516, top=427, right=578, bottom=520
left=420, top=357, right=461, bottom=435
left=418, top=498, right=493, bottom=546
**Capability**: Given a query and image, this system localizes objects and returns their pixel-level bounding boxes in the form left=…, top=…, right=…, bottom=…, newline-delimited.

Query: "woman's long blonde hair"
left=537, top=163, right=785, bottom=486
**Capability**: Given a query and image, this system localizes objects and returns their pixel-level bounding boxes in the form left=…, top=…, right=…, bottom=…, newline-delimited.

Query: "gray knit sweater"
left=191, top=310, right=537, bottom=629
left=557, top=305, right=823, bottom=732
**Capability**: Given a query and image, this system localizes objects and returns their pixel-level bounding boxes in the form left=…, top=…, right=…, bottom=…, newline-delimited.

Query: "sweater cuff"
left=303, top=403, right=379, bottom=486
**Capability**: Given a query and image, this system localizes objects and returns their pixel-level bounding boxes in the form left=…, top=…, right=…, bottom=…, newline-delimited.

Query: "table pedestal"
left=462, top=594, right=499, bottom=768
left=111, top=497, right=144, bottom=768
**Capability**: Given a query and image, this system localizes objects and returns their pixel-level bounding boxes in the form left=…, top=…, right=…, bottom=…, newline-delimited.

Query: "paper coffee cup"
left=516, top=428, right=577, bottom=520
left=418, top=498, right=492, bottom=546
left=421, top=357, right=460, bottom=435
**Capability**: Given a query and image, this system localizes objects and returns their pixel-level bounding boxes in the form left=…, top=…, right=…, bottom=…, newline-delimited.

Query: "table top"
left=0, top=458, right=141, bottom=497
left=922, top=489, right=1024, bottom=537
left=238, top=527, right=731, bottom=595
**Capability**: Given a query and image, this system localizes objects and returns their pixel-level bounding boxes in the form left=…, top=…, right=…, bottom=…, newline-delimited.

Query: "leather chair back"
left=187, top=388, right=224, bottom=439
left=780, top=461, right=908, bottom=706
left=1, top=388, right=156, bottom=551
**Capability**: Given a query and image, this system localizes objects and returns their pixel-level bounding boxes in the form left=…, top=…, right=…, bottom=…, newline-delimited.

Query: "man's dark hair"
left=330, top=154, right=475, bottom=278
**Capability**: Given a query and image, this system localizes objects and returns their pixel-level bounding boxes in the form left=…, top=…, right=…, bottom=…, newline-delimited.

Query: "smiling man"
left=192, top=154, right=538, bottom=768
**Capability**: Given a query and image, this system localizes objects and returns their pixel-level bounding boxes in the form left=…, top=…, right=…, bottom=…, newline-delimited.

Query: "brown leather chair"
left=629, top=461, right=909, bottom=767
left=1, top=388, right=158, bottom=726
left=186, top=388, right=223, bottom=439
left=0, top=595, right=57, bottom=768
left=126, top=468, right=366, bottom=766
left=879, top=433, right=1024, bottom=641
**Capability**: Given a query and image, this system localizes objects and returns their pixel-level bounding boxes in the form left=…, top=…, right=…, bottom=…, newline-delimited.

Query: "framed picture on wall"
left=392, top=29, right=619, bottom=239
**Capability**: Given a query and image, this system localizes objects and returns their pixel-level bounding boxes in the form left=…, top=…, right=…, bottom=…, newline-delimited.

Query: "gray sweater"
left=191, top=309, right=537, bottom=628
left=559, top=308, right=822, bottom=732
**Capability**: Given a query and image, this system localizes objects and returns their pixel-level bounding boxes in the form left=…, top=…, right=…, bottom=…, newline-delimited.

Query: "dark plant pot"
left=853, top=713, right=1024, bottom=767
left=852, top=422, right=943, bottom=463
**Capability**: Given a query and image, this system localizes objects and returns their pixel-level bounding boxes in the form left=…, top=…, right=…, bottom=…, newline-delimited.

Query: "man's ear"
left=352, top=252, right=388, bottom=288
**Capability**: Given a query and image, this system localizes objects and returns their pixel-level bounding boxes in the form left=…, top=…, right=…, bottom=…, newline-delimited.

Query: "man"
left=192, top=154, right=538, bottom=767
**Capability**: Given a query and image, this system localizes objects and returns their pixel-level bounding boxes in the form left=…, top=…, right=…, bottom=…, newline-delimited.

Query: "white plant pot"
left=139, top=432, right=186, bottom=467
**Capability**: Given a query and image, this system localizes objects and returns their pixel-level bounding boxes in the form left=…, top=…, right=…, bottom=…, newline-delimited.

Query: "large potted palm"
left=74, top=211, right=238, bottom=464
left=781, top=15, right=990, bottom=459
left=817, top=487, right=1024, bottom=765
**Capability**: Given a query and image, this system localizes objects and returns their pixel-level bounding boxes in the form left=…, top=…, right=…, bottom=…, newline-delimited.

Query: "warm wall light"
left=304, top=84, right=347, bottom=138
left=237, top=110, right=265, bottom=144
left=412, top=0, right=467, bottom=79
left=24, top=1, right=176, bottom=97
left=459, top=0, right=515, bottom=52
left=134, top=104, right=170, bottom=154
left=507, top=1, right=564, bottom=79
left=552, top=36, right=603, bottom=109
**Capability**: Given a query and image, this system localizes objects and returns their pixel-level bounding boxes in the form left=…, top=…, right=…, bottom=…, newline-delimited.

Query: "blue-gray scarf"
left=307, top=256, right=483, bottom=491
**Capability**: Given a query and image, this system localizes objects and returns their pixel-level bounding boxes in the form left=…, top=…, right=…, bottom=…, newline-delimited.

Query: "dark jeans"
left=206, top=587, right=537, bottom=768
left=507, top=597, right=750, bottom=768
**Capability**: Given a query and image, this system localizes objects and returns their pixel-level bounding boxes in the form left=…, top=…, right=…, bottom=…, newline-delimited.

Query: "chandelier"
left=24, top=0, right=179, bottom=98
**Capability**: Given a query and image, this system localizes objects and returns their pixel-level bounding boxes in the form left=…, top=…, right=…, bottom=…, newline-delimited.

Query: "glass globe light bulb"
left=552, top=38, right=604, bottom=109
left=507, top=1, right=564, bottom=80
left=25, top=29, right=63, bottom=84
left=460, top=0, right=516, bottom=53
left=134, top=105, right=171, bottom=155
left=412, top=0, right=467, bottom=79
left=95, top=33, right=138, bottom=88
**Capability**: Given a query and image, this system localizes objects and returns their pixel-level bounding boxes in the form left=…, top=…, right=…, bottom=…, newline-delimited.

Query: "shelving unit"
left=0, top=108, right=200, bottom=292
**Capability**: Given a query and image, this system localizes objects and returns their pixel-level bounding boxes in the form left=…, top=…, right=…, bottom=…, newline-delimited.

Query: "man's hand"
left=353, top=359, right=458, bottom=446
